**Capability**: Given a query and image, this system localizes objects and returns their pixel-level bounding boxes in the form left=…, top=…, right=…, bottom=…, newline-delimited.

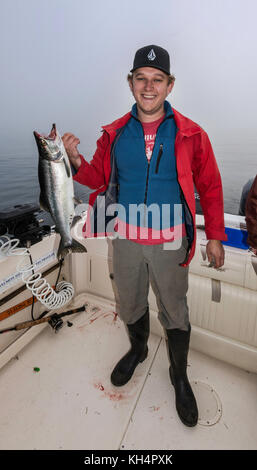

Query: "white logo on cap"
left=147, top=49, right=156, bottom=61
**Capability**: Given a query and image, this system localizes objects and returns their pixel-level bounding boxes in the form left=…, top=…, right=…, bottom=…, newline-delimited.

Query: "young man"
left=62, top=45, right=227, bottom=427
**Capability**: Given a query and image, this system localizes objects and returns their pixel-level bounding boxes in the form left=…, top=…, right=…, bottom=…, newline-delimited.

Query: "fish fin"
left=39, top=192, right=49, bottom=212
left=64, top=158, right=71, bottom=178
left=71, top=238, right=87, bottom=254
left=71, top=215, right=82, bottom=228
left=73, top=196, right=82, bottom=205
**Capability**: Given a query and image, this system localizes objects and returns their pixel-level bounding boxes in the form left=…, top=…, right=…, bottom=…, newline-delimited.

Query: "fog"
left=1, top=0, right=257, bottom=170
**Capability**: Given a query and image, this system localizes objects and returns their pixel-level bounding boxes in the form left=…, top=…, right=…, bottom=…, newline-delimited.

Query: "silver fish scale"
left=38, top=137, right=75, bottom=247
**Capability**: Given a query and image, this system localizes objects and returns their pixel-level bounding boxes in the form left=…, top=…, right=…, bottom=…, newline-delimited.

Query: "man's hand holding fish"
left=62, top=133, right=81, bottom=170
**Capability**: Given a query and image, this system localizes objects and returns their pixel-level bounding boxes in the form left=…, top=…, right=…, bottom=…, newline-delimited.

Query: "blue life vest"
left=114, top=100, right=184, bottom=231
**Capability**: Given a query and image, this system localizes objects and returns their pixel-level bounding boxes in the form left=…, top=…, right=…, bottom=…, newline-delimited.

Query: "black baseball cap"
left=130, top=45, right=170, bottom=75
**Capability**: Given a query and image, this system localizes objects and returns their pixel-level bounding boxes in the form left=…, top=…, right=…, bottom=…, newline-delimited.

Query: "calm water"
left=0, top=148, right=256, bottom=216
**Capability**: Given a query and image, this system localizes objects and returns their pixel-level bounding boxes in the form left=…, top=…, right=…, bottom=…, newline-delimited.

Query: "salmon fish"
left=34, top=123, right=87, bottom=259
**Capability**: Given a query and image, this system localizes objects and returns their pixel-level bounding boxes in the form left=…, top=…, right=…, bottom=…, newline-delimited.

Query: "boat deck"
left=0, top=293, right=256, bottom=450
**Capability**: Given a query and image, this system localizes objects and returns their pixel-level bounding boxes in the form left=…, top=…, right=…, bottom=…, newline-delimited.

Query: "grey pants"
left=112, top=236, right=189, bottom=331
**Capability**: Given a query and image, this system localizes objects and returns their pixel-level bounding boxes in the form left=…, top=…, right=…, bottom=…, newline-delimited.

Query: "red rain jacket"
left=73, top=107, right=227, bottom=266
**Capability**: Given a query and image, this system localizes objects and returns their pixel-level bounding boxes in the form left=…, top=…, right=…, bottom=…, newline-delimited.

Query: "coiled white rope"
left=0, top=236, right=27, bottom=257
left=0, top=236, right=74, bottom=309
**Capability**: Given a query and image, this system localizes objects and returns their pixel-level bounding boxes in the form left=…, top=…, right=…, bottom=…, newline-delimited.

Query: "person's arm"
left=62, top=131, right=109, bottom=189
left=245, top=175, right=257, bottom=251
left=239, top=178, right=255, bottom=216
left=192, top=130, right=226, bottom=268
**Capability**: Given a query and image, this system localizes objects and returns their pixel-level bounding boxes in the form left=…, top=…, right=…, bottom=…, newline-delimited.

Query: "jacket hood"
left=130, top=100, right=174, bottom=120
left=101, top=112, right=131, bottom=135
left=102, top=101, right=202, bottom=138
left=172, top=107, right=203, bottom=137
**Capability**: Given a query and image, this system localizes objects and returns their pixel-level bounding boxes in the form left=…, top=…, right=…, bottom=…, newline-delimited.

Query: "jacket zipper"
left=143, top=160, right=150, bottom=225
left=143, top=160, right=151, bottom=206
left=155, top=143, right=163, bottom=174
left=135, top=116, right=167, bottom=226
left=143, top=142, right=163, bottom=224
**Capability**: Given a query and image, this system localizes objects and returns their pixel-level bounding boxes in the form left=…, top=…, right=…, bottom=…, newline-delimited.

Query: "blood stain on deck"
left=93, top=382, right=129, bottom=401
left=149, top=405, right=160, bottom=412
left=103, top=311, right=118, bottom=323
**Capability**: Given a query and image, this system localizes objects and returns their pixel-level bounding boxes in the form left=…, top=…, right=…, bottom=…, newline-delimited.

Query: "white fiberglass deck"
left=0, top=293, right=256, bottom=450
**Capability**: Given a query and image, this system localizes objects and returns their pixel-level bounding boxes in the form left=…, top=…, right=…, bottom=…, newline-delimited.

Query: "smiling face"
left=128, top=67, right=174, bottom=122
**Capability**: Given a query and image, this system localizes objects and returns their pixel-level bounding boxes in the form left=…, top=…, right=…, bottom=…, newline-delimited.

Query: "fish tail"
left=71, top=238, right=87, bottom=254
left=57, top=239, right=70, bottom=259
left=57, top=238, right=87, bottom=259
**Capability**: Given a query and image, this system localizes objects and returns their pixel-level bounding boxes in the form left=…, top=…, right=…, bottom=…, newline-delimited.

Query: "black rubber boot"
left=111, top=308, right=150, bottom=387
left=166, top=324, right=198, bottom=427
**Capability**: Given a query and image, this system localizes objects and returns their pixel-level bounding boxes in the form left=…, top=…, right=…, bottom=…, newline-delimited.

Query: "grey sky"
left=1, top=0, right=257, bottom=160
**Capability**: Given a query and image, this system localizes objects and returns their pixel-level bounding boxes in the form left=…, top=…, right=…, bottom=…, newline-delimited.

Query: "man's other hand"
left=206, top=240, right=225, bottom=268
